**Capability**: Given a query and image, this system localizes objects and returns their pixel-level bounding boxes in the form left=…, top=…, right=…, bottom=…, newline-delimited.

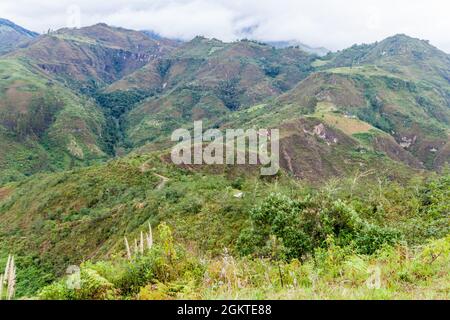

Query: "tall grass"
left=124, top=223, right=154, bottom=260
left=38, top=228, right=450, bottom=300
left=1, top=255, right=16, bottom=300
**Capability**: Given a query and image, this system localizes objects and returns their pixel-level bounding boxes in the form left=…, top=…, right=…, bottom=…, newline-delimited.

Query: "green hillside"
left=0, top=58, right=110, bottom=184
left=0, top=21, right=448, bottom=301
left=104, top=37, right=316, bottom=148
left=0, top=153, right=448, bottom=297
left=280, top=35, right=450, bottom=169
left=10, top=24, right=179, bottom=91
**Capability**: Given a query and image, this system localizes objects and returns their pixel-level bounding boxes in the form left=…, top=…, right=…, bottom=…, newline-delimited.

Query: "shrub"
left=39, top=268, right=115, bottom=300
left=217, top=78, right=242, bottom=110
left=263, top=63, right=281, bottom=78
left=237, top=193, right=313, bottom=260
left=238, top=194, right=402, bottom=260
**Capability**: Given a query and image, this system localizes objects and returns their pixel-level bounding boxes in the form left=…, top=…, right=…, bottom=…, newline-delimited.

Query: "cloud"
left=1, top=0, right=449, bottom=52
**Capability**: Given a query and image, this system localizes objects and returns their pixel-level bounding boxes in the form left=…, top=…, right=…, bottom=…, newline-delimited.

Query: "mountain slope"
left=0, top=23, right=183, bottom=183
left=9, top=24, right=179, bottom=91
left=94, top=34, right=450, bottom=172
left=105, top=37, right=317, bottom=147
left=322, top=34, right=450, bottom=88
left=105, top=35, right=449, bottom=171
left=0, top=58, right=110, bottom=184
left=283, top=36, right=450, bottom=169
left=2, top=30, right=445, bottom=181
left=0, top=148, right=447, bottom=297
left=0, top=29, right=449, bottom=299
left=280, top=70, right=449, bottom=169
left=0, top=18, right=38, bottom=55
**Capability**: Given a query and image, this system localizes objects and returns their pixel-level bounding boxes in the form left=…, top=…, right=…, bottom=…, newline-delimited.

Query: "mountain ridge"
left=0, top=20, right=448, bottom=181
left=0, top=18, right=38, bottom=38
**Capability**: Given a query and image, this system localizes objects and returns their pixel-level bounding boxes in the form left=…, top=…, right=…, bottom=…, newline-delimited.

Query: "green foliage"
left=95, top=90, right=151, bottom=119
left=0, top=58, right=110, bottom=183
left=2, top=154, right=448, bottom=298
left=238, top=192, right=402, bottom=260
left=157, top=59, right=172, bottom=78
left=39, top=267, right=115, bottom=300
left=38, top=230, right=450, bottom=300
left=0, top=94, right=62, bottom=139
left=38, top=224, right=204, bottom=299
left=217, top=78, right=242, bottom=110
left=231, top=177, right=245, bottom=190
left=93, top=89, right=155, bottom=154
left=263, top=63, right=281, bottom=78
left=1, top=26, right=449, bottom=301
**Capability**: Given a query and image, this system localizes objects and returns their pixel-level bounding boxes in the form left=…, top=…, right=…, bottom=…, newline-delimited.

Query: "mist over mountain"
left=266, top=40, right=330, bottom=56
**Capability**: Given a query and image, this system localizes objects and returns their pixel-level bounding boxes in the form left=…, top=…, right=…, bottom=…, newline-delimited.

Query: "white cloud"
left=1, top=0, right=449, bottom=52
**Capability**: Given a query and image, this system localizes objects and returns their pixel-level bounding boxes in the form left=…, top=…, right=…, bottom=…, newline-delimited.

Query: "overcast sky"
left=1, top=0, right=449, bottom=52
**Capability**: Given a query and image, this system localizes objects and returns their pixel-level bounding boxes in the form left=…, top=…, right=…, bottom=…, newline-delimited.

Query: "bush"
left=217, top=78, right=242, bottom=110
left=263, top=63, right=281, bottom=78
left=237, top=193, right=312, bottom=260
left=238, top=193, right=402, bottom=260
left=39, top=268, right=115, bottom=300
left=38, top=223, right=205, bottom=299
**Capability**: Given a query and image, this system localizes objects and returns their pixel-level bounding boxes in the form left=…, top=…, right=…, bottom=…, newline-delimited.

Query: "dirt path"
left=139, top=161, right=169, bottom=190
left=154, top=174, right=169, bottom=190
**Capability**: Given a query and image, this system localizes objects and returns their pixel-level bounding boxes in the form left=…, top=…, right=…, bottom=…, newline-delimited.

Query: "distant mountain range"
left=142, top=30, right=331, bottom=56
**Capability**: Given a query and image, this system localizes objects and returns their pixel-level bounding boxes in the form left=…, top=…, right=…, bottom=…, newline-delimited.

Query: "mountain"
left=9, top=23, right=179, bottom=91
left=324, top=34, right=450, bottom=85
left=0, top=58, right=110, bottom=184
left=0, top=23, right=183, bottom=184
left=292, top=35, right=450, bottom=169
left=102, top=35, right=449, bottom=174
left=0, top=28, right=448, bottom=182
left=0, top=140, right=447, bottom=297
left=0, top=18, right=38, bottom=55
left=0, top=25, right=449, bottom=299
left=267, top=40, right=330, bottom=56
left=105, top=37, right=317, bottom=147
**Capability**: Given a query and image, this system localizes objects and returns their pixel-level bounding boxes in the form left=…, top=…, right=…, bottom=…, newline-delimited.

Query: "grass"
left=308, top=102, right=374, bottom=135
left=52, top=34, right=97, bottom=45
left=0, top=28, right=449, bottom=301
left=36, top=229, right=450, bottom=300
left=0, top=150, right=448, bottom=297
left=311, top=59, right=329, bottom=68
left=327, top=65, right=405, bottom=78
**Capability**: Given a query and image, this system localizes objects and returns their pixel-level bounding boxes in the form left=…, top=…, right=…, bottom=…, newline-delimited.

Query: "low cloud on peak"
left=1, top=0, right=449, bottom=53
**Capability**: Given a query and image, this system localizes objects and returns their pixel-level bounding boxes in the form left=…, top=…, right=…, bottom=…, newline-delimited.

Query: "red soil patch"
left=0, top=187, right=11, bottom=201
left=3, top=81, right=34, bottom=113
